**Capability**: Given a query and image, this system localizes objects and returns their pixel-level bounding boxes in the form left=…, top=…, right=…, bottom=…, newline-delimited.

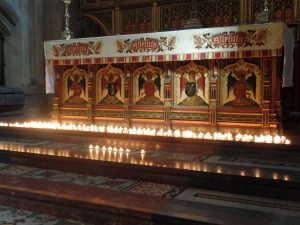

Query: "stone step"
left=0, top=127, right=299, bottom=224
left=0, top=142, right=300, bottom=203
left=0, top=166, right=300, bottom=225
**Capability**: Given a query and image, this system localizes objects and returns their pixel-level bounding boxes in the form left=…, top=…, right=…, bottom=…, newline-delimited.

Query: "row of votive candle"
left=0, top=121, right=291, bottom=144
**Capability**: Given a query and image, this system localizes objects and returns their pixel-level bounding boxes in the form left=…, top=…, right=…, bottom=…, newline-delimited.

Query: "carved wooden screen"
left=160, top=0, right=240, bottom=31
left=197, top=0, right=240, bottom=27
left=77, top=9, right=113, bottom=37
left=252, top=0, right=295, bottom=23
left=122, top=7, right=152, bottom=34
left=160, top=3, right=191, bottom=31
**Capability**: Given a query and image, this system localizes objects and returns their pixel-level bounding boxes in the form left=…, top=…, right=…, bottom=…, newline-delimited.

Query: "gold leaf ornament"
left=115, top=40, right=126, bottom=53
left=168, top=36, right=176, bottom=47
left=52, top=45, right=61, bottom=57
left=94, top=41, right=102, bottom=54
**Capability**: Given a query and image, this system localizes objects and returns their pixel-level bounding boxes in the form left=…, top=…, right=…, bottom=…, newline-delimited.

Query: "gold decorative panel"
left=133, top=63, right=164, bottom=106
left=174, top=61, right=210, bottom=107
left=62, top=66, right=89, bottom=104
left=220, top=59, right=262, bottom=108
left=96, top=64, right=125, bottom=105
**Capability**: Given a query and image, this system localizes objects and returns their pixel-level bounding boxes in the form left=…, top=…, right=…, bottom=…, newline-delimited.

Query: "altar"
left=44, top=22, right=291, bottom=135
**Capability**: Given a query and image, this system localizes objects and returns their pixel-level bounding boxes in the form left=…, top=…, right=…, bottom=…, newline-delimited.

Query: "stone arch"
left=76, top=14, right=110, bottom=38
left=0, top=0, right=19, bottom=35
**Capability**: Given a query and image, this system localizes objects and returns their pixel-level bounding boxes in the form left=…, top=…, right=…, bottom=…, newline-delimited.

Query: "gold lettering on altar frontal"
left=194, top=29, right=268, bottom=49
left=52, top=42, right=102, bottom=57
left=129, top=39, right=159, bottom=52
left=115, top=36, right=176, bottom=53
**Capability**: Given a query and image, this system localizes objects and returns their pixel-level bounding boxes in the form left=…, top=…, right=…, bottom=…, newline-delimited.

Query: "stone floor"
left=0, top=204, right=88, bottom=225
left=0, top=125, right=299, bottom=224
left=0, top=160, right=299, bottom=225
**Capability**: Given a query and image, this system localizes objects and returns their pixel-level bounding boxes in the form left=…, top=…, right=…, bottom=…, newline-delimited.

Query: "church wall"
left=3, top=0, right=64, bottom=118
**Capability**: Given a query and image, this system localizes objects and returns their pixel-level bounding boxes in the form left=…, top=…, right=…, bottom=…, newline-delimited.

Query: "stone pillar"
left=3, top=0, right=64, bottom=119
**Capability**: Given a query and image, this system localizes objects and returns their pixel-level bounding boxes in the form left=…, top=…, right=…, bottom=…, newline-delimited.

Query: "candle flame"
left=0, top=121, right=292, bottom=145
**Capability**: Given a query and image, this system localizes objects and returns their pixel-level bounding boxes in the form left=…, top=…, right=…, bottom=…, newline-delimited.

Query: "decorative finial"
left=184, top=0, right=203, bottom=29
left=61, top=0, right=73, bottom=40
left=258, top=0, right=271, bottom=23
left=263, top=0, right=269, bottom=12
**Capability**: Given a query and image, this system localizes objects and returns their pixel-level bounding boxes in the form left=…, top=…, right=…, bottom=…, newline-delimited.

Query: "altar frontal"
left=44, top=23, right=290, bottom=135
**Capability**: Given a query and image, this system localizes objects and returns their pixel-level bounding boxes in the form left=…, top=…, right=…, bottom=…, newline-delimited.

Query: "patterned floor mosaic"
left=209, top=155, right=300, bottom=171
left=0, top=163, right=185, bottom=198
left=0, top=205, right=88, bottom=225
left=0, top=162, right=185, bottom=224
left=1, top=162, right=299, bottom=224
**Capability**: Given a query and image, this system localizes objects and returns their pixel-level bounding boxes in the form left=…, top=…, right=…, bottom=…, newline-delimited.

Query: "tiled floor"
left=0, top=161, right=300, bottom=225
left=0, top=204, right=88, bottom=225
left=0, top=162, right=184, bottom=198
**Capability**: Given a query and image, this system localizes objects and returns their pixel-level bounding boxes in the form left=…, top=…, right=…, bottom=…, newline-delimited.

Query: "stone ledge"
left=0, top=86, right=24, bottom=112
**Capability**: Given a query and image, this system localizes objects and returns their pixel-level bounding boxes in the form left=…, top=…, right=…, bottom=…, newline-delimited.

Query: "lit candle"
left=204, top=132, right=212, bottom=140
left=240, top=170, right=246, bottom=176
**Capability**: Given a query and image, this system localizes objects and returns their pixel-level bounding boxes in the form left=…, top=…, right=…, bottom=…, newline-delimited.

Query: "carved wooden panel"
left=160, top=0, right=240, bottom=31
left=160, top=3, right=191, bottom=31
left=273, top=0, right=294, bottom=23
left=80, top=0, right=114, bottom=9
left=197, top=0, right=240, bottom=27
left=122, top=7, right=152, bottom=34
left=252, top=0, right=296, bottom=23
left=77, top=9, right=113, bottom=37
